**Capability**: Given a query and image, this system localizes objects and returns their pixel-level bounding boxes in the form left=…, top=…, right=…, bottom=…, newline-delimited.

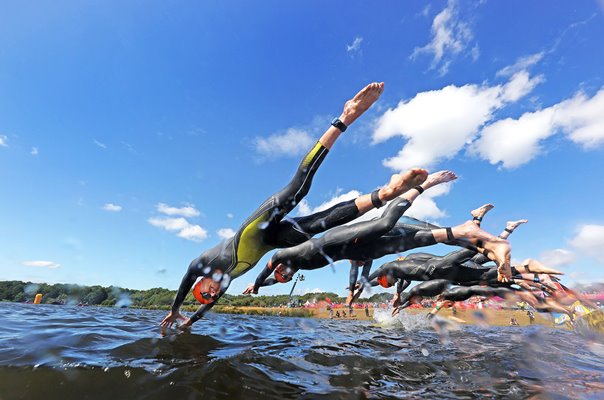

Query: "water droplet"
left=212, top=271, right=223, bottom=282
left=124, top=370, right=131, bottom=378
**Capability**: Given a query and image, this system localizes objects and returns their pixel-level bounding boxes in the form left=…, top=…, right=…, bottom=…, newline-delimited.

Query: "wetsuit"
left=369, top=247, right=538, bottom=296
left=253, top=198, right=469, bottom=291
left=349, top=260, right=373, bottom=291
left=172, top=140, right=363, bottom=321
left=397, top=279, right=513, bottom=308
left=369, top=249, right=499, bottom=290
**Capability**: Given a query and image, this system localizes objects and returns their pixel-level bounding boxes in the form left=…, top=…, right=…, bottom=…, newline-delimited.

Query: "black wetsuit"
left=368, top=248, right=504, bottom=292
left=397, top=279, right=513, bottom=307
left=349, top=260, right=373, bottom=291
left=173, top=140, right=363, bottom=322
left=252, top=198, right=470, bottom=291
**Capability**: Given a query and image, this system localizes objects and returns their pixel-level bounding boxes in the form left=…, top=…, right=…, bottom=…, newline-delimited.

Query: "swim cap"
left=274, top=264, right=294, bottom=283
left=193, top=279, right=219, bottom=304
left=377, top=274, right=393, bottom=288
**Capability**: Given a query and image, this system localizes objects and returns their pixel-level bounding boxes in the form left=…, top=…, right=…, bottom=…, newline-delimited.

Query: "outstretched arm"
left=245, top=259, right=280, bottom=294
left=161, top=260, right=202, bottom=328
left=243, top=277, right=279, bottom=294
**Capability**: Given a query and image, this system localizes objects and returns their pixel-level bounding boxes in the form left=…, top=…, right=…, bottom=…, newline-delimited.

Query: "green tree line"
left=0, top=280, right=391, bottom=309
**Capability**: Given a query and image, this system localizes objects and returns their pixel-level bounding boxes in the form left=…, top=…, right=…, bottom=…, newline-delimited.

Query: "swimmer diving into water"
left=247, top=173, right=514, bottom=295
left=161, top=82, right=426, bottom=330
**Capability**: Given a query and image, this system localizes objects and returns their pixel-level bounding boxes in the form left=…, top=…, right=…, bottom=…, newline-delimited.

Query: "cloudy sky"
left=1, top=0, right=604, bottom=298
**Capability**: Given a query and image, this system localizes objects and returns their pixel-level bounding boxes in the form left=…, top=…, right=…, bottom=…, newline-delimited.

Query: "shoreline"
left=212, top=305, right=557, bottom=327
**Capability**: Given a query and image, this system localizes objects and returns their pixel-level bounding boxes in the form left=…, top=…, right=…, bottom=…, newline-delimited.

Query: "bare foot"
left=458, top=222, right=513, bottom=282
left=422, top=170, right=457, bottom=190
left=519, top=259, right=563, bottom=275
left=385, top=168, right=428, bottom=199
left=506, top=219, right=528, bottom=232
left=380, top=169, right=428, bottom=200
left=486, top=240, right=512, bottom=282
left=340, top=82, right=385, bottom=126
left=470, top=204, right=494, bottom=224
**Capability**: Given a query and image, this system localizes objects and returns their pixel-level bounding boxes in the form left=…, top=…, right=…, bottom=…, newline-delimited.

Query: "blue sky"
left=1, top=1, right=604, bottom=299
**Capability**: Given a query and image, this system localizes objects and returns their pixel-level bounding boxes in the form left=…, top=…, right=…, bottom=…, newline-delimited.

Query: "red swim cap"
left=193, top=280, right=218, bottom=304
left=377, top=275, right=393, bottom=288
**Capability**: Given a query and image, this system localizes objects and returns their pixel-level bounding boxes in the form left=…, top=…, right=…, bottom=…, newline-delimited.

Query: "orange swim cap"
left=377, top=275, right=393, bottom=288
left=274, top=264, right=294, bottom=283
left=193, top=280, right=218, bottom=304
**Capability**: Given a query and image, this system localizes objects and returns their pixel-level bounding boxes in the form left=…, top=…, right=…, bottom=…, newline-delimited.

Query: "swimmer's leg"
left=263, top=82, right=385, bottom=229
left=468, top=219, right=528, bottom=265
left=470, top=204, right=494, bottom=226
left=517, top=258, right=563, bottom=275
left=430, top=221, right=513, bottom=283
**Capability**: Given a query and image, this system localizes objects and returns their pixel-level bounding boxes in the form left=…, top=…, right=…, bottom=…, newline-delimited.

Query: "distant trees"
left=0, top=280, right=385, bottom=309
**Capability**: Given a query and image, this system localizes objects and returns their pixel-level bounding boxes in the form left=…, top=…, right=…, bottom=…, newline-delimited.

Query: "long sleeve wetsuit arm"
left=189, top=302, right=214, bottom=323
left=360, top=260, right=373, bottom=282
left=171, top=261, right=201, bottom=312
left=396, top=279, right=411, bottom=294
left=253, top=264, right=276, bottom=292
left=259, top=278, right=278, bottom=289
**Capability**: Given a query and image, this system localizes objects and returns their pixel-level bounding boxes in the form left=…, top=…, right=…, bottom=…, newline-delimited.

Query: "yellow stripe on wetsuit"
left=228, top=141, right=326, bottom=278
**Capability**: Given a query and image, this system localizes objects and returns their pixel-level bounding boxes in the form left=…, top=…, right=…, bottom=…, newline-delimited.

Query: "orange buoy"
left=34, top=293, right=43, bottom=304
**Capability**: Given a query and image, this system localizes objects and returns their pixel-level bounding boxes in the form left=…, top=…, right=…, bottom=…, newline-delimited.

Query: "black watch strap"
left=331, top=118, right=347, bottom=132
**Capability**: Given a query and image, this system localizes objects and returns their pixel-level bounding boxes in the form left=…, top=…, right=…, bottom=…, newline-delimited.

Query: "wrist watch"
left=330, top=117, right=347, bottom=132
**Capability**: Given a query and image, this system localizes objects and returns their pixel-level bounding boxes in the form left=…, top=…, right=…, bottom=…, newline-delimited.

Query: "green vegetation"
left=0, top=280, right=392, bottom=310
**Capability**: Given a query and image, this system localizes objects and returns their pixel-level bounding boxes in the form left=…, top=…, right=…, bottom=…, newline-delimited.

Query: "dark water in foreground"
left=1, top=303, right=603, bottom=400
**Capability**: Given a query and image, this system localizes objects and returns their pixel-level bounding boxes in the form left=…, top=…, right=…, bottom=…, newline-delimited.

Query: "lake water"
left=1, top=303, right=603, bottom=399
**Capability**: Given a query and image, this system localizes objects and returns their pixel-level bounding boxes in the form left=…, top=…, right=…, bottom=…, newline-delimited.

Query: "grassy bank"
left=209, top=305, right=559, bottom=327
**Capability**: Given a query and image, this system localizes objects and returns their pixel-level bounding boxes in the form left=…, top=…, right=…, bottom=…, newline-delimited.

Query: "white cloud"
left=347, top=37, right=363, bottom=54
left=0, top=135, right=7, bottom=147
left=497, top=52, right=545, bottom=77
left=103, top=203, right=122, bottom=212
left=31, top=147, right=39, bottom=155
left=302, top=287, right=323, bottom=295
left=470, top=106, right=555, bottom=169
left=405, top=182, right=451, bottom=221
left=539, top=248, right=576, bottom=268
left=419, top=4, right=431, bottom=17
left=217, top=228, right=236, bottom=239
left=297, top=190, right=361, bottom=217
left=297, top=184, right=451, bottom=225
left=570, top=224, right=604, bottom=262
left=156, top=203, right=200, bottom=218
left=178, top=225, right=208, bottom=242
left=254, top=128, right=315, bottom=159
left=148, top=216, right=208, bottom=242
left=22, top=260, right=60, bottom=269
left=471, top=87, right=604, bottom=168
left=227, top=213, right=234, bottom=219
left=93, top=139, right=107, bottom=149
left=373, top=71, right=542, bottom=171
left=411, top=0, right=474, bottom=75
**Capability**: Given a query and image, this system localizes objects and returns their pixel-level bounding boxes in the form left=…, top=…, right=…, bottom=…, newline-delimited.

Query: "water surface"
left=1, top=303, right=603, bottom=399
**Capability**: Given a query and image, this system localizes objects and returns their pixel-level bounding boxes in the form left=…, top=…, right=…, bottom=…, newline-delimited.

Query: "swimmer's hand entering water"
left=177, top=318, right=192, bottom=332
left=160, top=310, right=187, bottom=328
